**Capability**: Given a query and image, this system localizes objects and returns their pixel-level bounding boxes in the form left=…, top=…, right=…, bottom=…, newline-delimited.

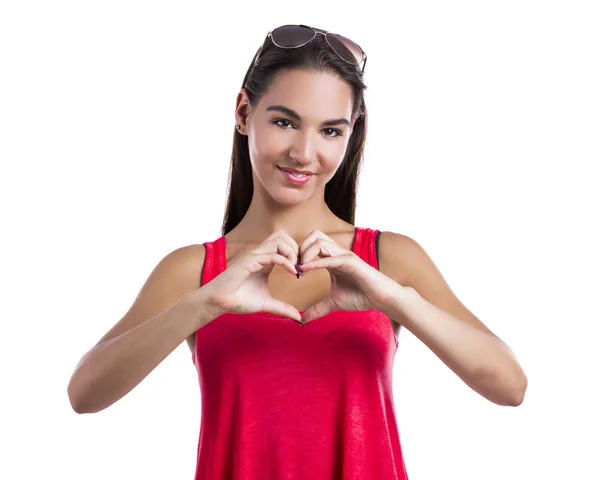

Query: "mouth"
left=277, top=166, right=314, bottom=185
left=277, top=166, right=314, bottom=178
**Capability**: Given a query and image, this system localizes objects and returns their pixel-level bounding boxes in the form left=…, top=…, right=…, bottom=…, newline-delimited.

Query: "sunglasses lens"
left=326, top=34, right=364, bottom=65
left=271, top=25, right=315, bottom=47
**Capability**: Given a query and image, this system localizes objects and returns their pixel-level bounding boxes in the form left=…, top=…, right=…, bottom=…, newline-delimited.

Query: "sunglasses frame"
left=253, top=24, right=367, bottom=73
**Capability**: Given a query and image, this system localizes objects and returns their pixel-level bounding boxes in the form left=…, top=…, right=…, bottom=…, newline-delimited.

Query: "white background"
left=1, top=1, right=598, bottom=479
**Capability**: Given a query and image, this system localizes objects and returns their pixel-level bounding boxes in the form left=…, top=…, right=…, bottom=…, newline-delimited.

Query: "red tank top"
left=191, top=227, right=409, bottom=479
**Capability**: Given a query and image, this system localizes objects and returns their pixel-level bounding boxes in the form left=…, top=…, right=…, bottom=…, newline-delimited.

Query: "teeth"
left=280, top=167, right=311, bottom=178
left=283, top=169, right=308, bottom=178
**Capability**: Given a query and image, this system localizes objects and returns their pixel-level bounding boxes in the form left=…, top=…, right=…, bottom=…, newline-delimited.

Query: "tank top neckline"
left=209, top=226, right=376, bottom=319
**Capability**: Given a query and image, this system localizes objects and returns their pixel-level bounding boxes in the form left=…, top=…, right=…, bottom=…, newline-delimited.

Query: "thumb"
left=261, top=297, right=302, bottom=323
left=301, top=297, right=337, bottom=324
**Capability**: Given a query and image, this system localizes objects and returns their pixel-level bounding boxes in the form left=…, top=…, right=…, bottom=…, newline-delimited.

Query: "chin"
left=268, top=187, right=312, bottom=207
left=253, top=168, right=320, bottom=206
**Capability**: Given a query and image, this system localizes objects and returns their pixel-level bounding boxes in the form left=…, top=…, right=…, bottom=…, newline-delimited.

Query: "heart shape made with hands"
left=280, top=229, right=400, bottom=325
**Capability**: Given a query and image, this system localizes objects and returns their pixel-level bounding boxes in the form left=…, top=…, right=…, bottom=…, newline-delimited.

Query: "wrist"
left=380, top=284, right=420, bottom=327
left=184, top=287, right=224, bottom=329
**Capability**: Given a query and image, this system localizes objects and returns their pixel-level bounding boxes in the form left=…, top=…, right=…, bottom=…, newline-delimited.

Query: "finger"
left=298, top=229, right=336, bottom=254
left=266, top=252, right=298, bottom=276
left=246, top=252, right=297, bottom=276
left=267, top=229, right=300, bottom=255
left=275, top=231, right=300, bottom=258
left=299, top=254, right=356, bottom=274
left=276, top=241, right=298, bottom=267
left=264, top=228, right=291, bottom=243
left=260, top=232, right=300, bottom=266
left=262, top=297, right=302, bottom=322
left=254, top=239, right=297, bottom=267
left=298, top=230, right=324, bottom=259
left=301, top=297, right=336, bottom=324
left=300, top=238, right=344, bottom=265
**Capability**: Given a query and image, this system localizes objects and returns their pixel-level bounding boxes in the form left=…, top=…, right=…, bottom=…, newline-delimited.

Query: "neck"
left=230, top=188, right=348, bottom=245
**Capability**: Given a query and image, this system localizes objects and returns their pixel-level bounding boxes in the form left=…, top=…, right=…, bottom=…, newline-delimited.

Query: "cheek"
left=330, top=139, right=349, bottom=159
left=249, top=128, right=286, bottom=161
left=322, top=140, right=349, bottom=169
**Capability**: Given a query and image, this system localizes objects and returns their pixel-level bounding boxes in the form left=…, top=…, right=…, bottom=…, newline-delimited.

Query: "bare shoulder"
left=377, top=230, right=419, bottom=287
left=168, top=243, right=207, bottom=284
left=377, top=230, right=498, bottom=338
left=136, top=243, right=207, bottom=302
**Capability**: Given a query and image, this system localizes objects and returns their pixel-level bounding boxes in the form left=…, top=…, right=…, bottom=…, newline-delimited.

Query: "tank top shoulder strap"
left=201, top=228, right=381, bottom=286
left=201, top=235, right=226, bottom=286
left=353, top=227, right=382, bottom=270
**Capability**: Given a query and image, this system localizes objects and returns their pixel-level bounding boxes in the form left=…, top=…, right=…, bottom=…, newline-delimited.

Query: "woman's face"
left=237, top=69, right=355, bottom=206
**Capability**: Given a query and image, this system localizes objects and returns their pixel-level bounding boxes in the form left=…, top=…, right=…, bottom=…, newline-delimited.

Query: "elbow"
left=67, top=368, right=98, bottom=414
left=475, top=364, right=528, bottom=407
left=68, top=382, right=105, bottom=414
left=496, top=369, right=527, bottom=407
left=67, top=371, right=115, bottom=414
left=509, top=372, right=528, bottom=407
left=67, top=378, right=89, bottom=414
left=68, top=387, right=85, bottom=414
left=67, top=352, right=104, bottom=414
left=68, top=386, right=102, bottom=414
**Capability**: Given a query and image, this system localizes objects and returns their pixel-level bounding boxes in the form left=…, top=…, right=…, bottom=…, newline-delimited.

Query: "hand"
left=297, top=230, right=408, bottom=324
left=201, top=230, right=303, bottom=322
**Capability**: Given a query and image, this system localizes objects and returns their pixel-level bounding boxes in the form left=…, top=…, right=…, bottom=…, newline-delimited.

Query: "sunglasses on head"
left=253, top=24, right=367, bottom=73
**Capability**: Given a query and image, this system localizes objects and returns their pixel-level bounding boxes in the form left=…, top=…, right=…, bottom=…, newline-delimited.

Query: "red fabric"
left=191, top=227, right=408, bottom=479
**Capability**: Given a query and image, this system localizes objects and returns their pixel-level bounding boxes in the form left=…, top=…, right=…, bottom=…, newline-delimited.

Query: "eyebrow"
left=266, top=105, right=350, bottom=127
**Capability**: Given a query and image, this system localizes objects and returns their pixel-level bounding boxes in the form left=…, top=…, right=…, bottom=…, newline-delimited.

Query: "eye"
left=273, top=119, right=294, bottom=129
left=323, top=128, right=342, bottom=138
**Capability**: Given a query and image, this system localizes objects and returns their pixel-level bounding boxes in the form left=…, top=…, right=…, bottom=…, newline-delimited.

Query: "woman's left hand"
left=298, top=230, right=411, bottom=324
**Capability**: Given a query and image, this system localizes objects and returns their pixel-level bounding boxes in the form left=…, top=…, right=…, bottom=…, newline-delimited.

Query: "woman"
left=68, top=24, right=528, bottom=479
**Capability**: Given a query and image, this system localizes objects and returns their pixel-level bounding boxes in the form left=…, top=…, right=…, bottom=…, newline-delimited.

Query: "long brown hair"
left=221, top=31, right=368, bottom=236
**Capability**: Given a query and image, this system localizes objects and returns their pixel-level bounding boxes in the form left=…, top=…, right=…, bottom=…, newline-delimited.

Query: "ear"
left=234, top=89, right=252, bottom=134
left=349, top=114, right=359, bottom=135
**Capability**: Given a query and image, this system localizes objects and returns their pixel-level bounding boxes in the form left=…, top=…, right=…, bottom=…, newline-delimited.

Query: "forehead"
left=258, top=69, right=354, bottom=119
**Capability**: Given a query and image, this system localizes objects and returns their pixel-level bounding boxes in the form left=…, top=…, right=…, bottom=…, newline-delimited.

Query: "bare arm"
left=67, top=289, right=215, bottom=414
left=67, top=245, right=215, bottom=414
left=379, top=232, right=527, bottom=406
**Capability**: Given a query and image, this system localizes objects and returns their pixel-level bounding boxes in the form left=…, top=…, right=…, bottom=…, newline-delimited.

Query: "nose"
left=288, top=130, right=316, bottom=165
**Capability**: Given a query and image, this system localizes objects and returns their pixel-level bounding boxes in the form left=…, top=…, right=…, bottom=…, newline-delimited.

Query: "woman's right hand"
left=200, top=230, right=302, bottom=322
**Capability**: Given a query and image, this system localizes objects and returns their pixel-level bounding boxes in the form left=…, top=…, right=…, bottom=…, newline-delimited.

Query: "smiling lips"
left=278, top=167, right=314, bottom=185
